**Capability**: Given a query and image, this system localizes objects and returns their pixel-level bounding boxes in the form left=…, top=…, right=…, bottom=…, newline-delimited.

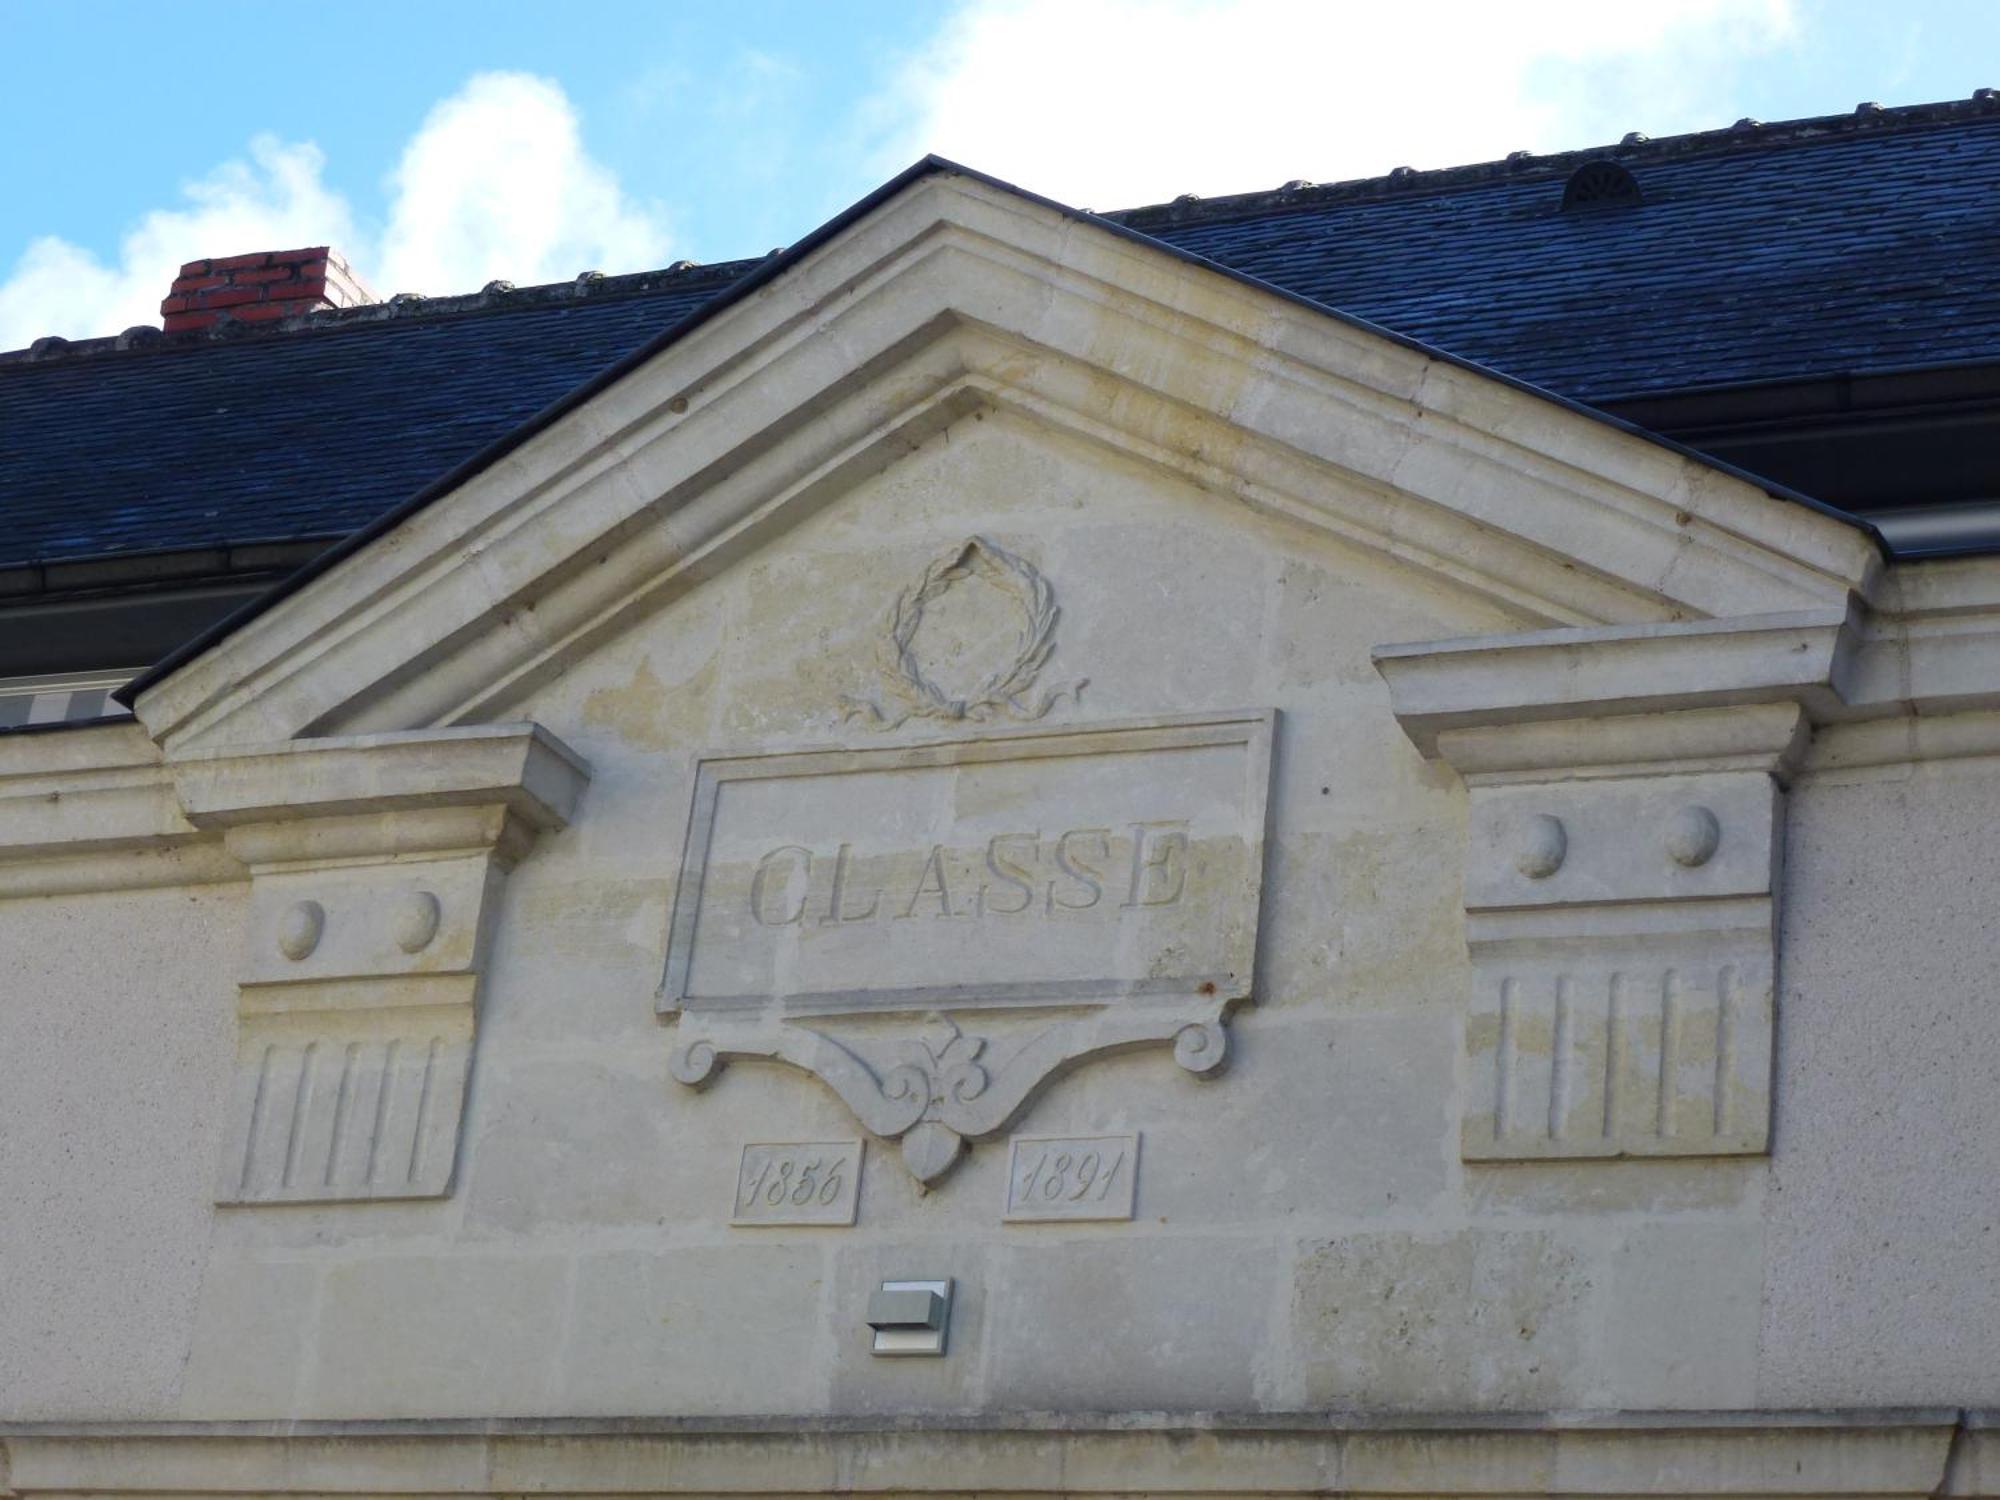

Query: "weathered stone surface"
left=986, top=1236, right=1281, bottom=1409
left=1133, top=1011, right=1455, bottom=1227
left=1589, top=1221, right=1761, bottom=1409
left=1759, top=760, right=2000, bottom=1404
left=1291, top=1230, right=1592, bottom=1409
left=306, top=1253, right=568, bottom=1416
left=460, top=1056, right=677, bottom=1235
left=177, top=1256, right=316, bottom=1418
left=559, top=1245, right=830, bottom=1413
left=0, top=884, right=237, bottom=1419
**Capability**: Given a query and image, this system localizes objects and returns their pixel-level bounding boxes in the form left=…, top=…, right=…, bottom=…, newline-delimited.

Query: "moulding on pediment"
left=0, top=841, right=240, bottom=900
left=1373, top=605, right=1860, bottom=757
left=172, top=723, right=589, bottom=1206
left=1805, top=707, right=2000, bottom=774
left=172, top=721, right=586, bottom=834
left=0, top=725, right=216, bottom=896
left=1433, top=703, right=1813, bottom=785
left=1378, top=613, right=1856, bottom=1163
left=128, top=172, right=1872, bottom=758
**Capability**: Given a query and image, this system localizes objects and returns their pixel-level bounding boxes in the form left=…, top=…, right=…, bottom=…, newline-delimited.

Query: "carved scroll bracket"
left=672, top=1009, right=1228, bottom=1185
left=175, top=724, right=589, bottom=1205
left=1376, top=607, right=1860, bottom=1162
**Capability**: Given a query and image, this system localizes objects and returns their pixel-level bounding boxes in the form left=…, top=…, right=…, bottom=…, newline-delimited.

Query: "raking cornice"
left=129, top=171, right=1875, bottom=757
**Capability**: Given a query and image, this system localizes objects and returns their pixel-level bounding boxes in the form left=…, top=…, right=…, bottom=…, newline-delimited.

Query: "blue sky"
left=2, top=0, right=1995, bottom=346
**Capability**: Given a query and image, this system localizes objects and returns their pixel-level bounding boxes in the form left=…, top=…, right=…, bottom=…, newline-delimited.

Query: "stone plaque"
left=1004, top=1133, right=1139, bottom=1222
left=661, top=710, right=1275, bottom=1184
left=661, top=710, right=1272, bottom=1015
left=731, top=1140, right=863, bottom=1225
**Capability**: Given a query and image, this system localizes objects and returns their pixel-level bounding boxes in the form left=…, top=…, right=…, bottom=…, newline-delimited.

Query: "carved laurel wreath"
left=841, top=536, right=1084, bottom=730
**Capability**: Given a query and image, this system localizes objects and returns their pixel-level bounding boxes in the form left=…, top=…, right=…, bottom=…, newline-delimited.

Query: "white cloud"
left=0, top=72, right=672, bottom=350
left=0, top=136, right=356, bottom=349
left=373, top=72, right=672, bottom=296
left=867, top=0, right=1800, bottom=209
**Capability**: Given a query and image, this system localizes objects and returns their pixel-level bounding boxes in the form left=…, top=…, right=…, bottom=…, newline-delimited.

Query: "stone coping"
left=0, top=1408, right=1985, bottom=1497
left=0, top=1408, right=1964, bottom=1436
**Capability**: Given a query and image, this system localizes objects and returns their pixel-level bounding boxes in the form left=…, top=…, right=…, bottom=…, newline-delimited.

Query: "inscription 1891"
left=747, top=822, right=1190, bottom=928
left=1004, top=1133, right=1139, bottom=1221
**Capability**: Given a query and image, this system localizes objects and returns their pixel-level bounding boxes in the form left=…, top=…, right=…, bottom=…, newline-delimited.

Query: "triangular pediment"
left=129, top=163, right=1879, bottom=753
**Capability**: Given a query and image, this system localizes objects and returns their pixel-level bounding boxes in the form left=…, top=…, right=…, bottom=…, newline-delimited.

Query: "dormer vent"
left=1561, top=159, right=1643, bottom=211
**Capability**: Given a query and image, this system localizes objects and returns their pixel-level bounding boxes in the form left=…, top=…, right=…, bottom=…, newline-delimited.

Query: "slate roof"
left=1128, top=103, right=2000, bottom=402
left=0, top=265, right=755, bottom=567
left=6, top=96, right=2000, bottom=573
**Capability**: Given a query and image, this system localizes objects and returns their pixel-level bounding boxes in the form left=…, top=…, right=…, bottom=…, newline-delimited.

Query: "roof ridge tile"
left=1107, top=92, right=2000, bottom=230
left=0, top=256, right=764, bottom=367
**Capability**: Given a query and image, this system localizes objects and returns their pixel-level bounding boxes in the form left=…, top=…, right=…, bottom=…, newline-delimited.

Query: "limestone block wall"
left=1759, top=746, right=2000, bottom=1402
left=153, top=413, right=1778, bottom=1421
left=0, top=882, right=239, bottom=1417
left=0, top=412, right=1996, bottom=1428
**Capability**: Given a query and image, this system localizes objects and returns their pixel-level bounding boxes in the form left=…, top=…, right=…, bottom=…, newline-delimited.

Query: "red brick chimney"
left=160, top=247, right=375, bottom=333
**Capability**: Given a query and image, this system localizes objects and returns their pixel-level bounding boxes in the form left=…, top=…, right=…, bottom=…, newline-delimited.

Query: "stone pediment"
left=125, top=163, right=1876, bottom=756
left=90, top=160, right=1891, bottom=1198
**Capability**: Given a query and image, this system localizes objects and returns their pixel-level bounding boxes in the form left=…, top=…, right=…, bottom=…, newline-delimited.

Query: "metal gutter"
left=0, top=537, right=332, bottom=602
left=1863, top=502, right=2000, bottom=558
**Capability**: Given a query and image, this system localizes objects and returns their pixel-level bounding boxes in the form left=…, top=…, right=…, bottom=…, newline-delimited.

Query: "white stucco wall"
left=0, top=881, right=239, bottom=1416
left=1759, top=749, right=2000, bottom=1403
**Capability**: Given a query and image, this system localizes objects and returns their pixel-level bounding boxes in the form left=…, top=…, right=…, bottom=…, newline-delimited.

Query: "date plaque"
left=1004, top=1132, right=1139, bottom=1222
left=731, top=1140, right=864, bottom=1225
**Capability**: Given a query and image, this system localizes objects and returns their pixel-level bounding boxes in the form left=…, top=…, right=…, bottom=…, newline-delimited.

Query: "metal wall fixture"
left=867, top=1279, right=953, bottom=1357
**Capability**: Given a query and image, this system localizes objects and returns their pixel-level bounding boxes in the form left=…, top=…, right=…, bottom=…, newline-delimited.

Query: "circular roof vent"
left=1561, top=159, right=1642, bottom=211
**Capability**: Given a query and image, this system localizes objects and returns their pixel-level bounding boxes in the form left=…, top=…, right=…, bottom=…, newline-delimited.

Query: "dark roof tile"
left=0, top=272, right=744, bottom=566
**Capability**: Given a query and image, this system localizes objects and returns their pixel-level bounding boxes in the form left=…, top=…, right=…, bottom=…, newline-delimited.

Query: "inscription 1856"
left=731, top=1140, right=864, bottom=1225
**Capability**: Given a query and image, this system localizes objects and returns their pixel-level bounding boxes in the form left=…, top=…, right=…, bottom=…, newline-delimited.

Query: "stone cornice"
left=0, top=723, right=588, bottom=900
left=0, top=1409, right=1977, bottom=1497
left=172, top=722, right=586, bottom=833
left=1376, top=612, right=1832, bottom=1164
left=0, top=723, right=216, bottom=897
left=1373, top=606, right=1859, bottom=759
